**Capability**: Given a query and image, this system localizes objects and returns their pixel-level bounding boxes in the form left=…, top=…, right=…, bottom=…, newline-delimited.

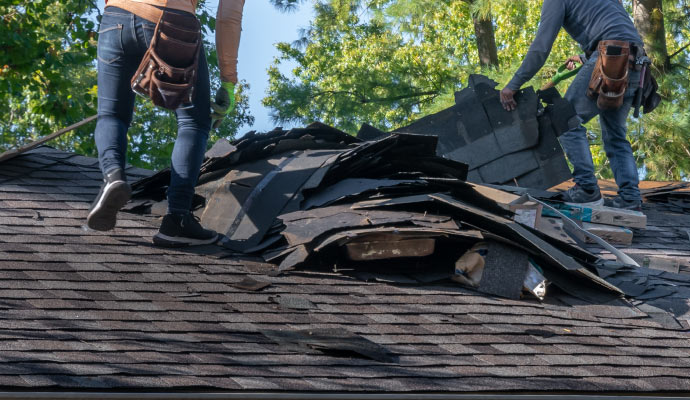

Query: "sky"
left=207, top=0, right=314, bottom=132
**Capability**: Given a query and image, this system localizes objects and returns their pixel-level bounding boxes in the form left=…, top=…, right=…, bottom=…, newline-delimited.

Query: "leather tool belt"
left=586, top=40, right=633, bottom=111
left=131, top=9, right=201, bottom=110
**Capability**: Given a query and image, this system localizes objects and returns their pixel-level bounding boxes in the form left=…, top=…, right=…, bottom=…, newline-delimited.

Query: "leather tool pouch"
left=586, top=40, right=630, bottom=111
left=131, top=11, right=201, bottom=110
left=641, top=69, right=661, bottom=114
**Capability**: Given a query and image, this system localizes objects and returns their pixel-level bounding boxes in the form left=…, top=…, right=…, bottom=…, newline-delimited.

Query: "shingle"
left=490, top=343, right=539, bottom=354
left=232, top=377, right=282, bottom=390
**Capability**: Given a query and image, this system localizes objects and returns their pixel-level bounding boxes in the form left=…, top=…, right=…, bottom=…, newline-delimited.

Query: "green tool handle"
left=540, top=62, right=583, bottom=91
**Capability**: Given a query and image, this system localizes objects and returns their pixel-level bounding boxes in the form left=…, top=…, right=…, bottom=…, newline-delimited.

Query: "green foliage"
left=265, top=0, right=690, bottom=180
left=264, top=0, right=578, bottom=132
left=269, top=0, right=306, bottom=12
left=0, top=0, right=99, bottom=148
left=0, top=0, right=253, bottom=171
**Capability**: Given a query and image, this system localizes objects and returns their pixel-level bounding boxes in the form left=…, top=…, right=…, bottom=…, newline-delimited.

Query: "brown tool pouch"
left=586, top=40, right=631, bottom=111
left=131, top=11, right=201, bottom=110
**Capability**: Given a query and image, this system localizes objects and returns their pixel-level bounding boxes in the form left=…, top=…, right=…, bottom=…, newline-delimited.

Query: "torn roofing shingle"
left=200, top=150, right=341, bottom=252
left=0, top=146, right=690, bottom=392
left=392, top=74, right=572, bottom=189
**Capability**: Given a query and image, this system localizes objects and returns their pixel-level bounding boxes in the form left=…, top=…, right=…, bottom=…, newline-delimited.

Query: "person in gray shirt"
left=499, top=0, right=644, bottom=210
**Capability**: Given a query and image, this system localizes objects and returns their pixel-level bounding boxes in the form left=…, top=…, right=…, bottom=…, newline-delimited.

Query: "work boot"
left=87, top=168, right=132, bottom=231
left=558, top=184, right=604, bottom=206
left=605, top=196, right=643, bottom=212
left=153, top=213, right=219, bottom=247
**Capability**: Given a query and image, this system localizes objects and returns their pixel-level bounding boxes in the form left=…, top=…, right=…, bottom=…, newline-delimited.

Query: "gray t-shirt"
left=507, top=0, right=642, bottom=90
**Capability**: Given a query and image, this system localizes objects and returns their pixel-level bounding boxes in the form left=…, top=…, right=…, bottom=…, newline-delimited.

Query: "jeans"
left=559, top=50, right=641, bottom=201
left=95, top=6, right=211, bottom=214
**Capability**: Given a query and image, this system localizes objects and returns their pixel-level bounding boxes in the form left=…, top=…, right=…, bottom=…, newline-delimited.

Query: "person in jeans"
left=87, top=0, right=246, bottom=245
left=499, top=0, right=644, bottom=210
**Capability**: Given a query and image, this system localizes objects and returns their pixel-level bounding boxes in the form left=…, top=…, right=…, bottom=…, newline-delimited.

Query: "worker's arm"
left=216, top=0, right=244, bottom=84
left=506, top=0, right=566, bottom=91
left=211, top=0, right=245, bottom=128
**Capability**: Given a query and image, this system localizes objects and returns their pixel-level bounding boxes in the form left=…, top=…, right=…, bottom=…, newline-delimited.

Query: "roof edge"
left=0, top=392, right=688, bottom=400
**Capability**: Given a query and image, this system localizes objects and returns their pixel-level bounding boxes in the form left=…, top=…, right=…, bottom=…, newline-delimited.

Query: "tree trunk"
left=632, top=0, right=669, bottom=71
left=473, top=15, right=499, bottom=68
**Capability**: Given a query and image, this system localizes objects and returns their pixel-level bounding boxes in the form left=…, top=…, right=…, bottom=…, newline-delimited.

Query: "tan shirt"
left=105, top=0, right=244, bottom=83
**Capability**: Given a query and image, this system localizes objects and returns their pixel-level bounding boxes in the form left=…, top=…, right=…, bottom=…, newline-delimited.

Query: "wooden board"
left=469, top=183, right=520, bottom=206
left=627, top=254, right=682, bottom=273
left=552, top=219, right=634, bottom=246
left=542, top=202, right=647, bottom=229
left=0, top=115, right=97, bottom=164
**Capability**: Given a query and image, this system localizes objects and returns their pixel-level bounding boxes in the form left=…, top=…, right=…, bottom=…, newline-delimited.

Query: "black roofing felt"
left=0, top=146, right=689, bottom=392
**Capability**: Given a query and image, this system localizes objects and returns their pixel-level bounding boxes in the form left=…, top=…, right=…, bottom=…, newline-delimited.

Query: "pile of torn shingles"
left=129, top=116, right=616, bottom=305
left=126, top=74, right=690, bottom=329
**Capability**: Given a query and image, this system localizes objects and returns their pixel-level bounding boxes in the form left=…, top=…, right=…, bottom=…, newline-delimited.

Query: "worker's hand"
left=500, top=87, right=517, bottom=111
left=210, top=81, right=236, bottom=129
left=565, top=55, right=583, bottom=71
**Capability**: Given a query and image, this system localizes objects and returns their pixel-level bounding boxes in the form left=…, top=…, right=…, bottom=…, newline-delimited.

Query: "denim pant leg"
left=600, top=68, right=641, bottom=201
left=95, top=9, right=140, bottom=175
left=560, top=53, right=601, bottom=190
left=166, top=48, right=212, bottom=214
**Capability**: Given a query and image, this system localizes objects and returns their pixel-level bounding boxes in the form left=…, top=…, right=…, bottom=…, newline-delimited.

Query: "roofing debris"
left=641, top=182, right=690, bottom=212
left=131, top=126, right=624, bottom=302
left=124, top=75, right=690, bottom=332
left=489, top=184, right=647, bottom=247
left=361, top=74, right=578, bottom=190
left=124, top=76, right=655, bottom=307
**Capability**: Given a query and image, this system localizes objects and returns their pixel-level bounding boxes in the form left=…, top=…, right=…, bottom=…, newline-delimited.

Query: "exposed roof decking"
left=0, top=147, right=689, bottom=392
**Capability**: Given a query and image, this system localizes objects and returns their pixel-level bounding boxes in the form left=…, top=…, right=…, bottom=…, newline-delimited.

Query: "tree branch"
left=669, top=42, right=690, bottom=60
left=312, top=89, right=440, bottom=105
left=359, top=90, right=439, bottom=104
left=672, top=63, right=690, bottom=72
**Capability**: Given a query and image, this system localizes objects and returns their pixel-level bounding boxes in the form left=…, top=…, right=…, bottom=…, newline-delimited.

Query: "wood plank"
left=542, top=202, right=647, bottom=229
left=0, top=115, right=97, bottom=163
left=469, top=183, right=520, bottom=206
left=552, top=218, right=634, bottom=246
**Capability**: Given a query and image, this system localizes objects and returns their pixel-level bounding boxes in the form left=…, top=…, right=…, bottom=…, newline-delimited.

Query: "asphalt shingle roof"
left=0, top=146, right=689, bottom=393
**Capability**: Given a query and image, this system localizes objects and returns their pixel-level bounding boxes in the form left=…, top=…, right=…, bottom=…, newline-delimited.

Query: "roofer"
left=87, top=0, right=245, bottom=245
left=500, top=0, right=645, bottom=211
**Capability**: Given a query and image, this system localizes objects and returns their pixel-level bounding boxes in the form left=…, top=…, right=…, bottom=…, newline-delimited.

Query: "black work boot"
left=605, top=196, right=643, bottom=212
left=153, top=213, right=219, bottom=247
left=87, top=168, right=132, bottom=231
left=559, top=184, right=604, bottom=206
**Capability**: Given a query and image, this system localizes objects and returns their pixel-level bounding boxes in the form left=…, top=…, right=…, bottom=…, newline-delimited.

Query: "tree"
left=633, top=0, right=669, bottom=71
left=265, top=0, right=690, bottom=180
left=0, top=0, right=253, bottom=171
left=264, top=0, right=575, bottom=129
left=466, top=0, right=498, bottom=68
